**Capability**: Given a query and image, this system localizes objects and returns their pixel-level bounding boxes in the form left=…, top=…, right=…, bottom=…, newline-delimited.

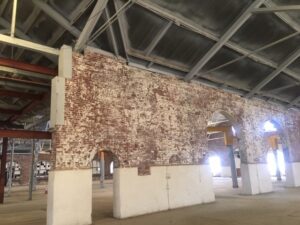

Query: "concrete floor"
left=1, top=178, right=300, bottom=225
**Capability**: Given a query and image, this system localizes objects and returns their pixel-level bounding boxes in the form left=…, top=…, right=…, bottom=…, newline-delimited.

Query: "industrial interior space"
left=1, top=0, right=300, bottom=225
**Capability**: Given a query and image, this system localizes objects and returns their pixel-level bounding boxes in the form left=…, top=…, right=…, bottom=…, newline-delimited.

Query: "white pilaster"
left=47, top=169, right=92, bottom=225
left=241, top=163, right=272, bottom=195
left=285, top=162, right=300, bottom=187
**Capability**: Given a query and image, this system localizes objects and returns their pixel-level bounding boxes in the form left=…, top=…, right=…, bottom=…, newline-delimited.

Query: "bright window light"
left=232, top=126, right=236, bottom=136
left=209, top=156, right=222, bottom=176
left=264, top=121, right=277, bottom=132
left=110, top=162, right=114, bottom=174
left=267, top=151, right=285, bottom=176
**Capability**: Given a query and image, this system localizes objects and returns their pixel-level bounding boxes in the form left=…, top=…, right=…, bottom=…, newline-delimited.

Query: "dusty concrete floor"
left=1, top=178, right=300, bottom=225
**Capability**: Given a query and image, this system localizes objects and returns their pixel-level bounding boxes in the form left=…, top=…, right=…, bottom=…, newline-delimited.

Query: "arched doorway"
left=207, top=111, right=242, bottom=193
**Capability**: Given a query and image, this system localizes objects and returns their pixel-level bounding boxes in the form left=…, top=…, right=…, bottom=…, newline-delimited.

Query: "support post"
left=10, top=0, right=18, bottom=37
left=274, top=149, right=282, bottom=181
left=7, top=139, right=14, bottom=196
left=32, top=141, right=40, bottom=191
left=207, top=126, right=239, bottom=188
left=268, top=135, right=281, bottom=181
left=29, top=139, right=35, bottom=200
left=100, top=151, right=105, bottom=188
left=228, top=145, right=239, bottom=188
left=0, top=137, right=8, bottom=204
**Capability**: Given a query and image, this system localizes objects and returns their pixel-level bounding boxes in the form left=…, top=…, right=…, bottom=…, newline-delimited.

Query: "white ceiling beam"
left=32, top=0, right=80, bottom=37
left=14, top=6, right=43, bottom=60
left=184, top=0, right=265, bottom=81
left=75, top=0, right=109, bottom=52
left=144, top=21, right=172, bottom=56
left=266, top=83, right=299, bottom=94
left=265, top=1, right=300, bottom=32
left=246, top=48, right=300, bottom=98
left=103, top=7, right=119, bottom=56
left=0, top=18, right=57, bottom=63
left=69, top=0, right=94, bottom=24
left=31, top=1, right=93, bottom=64
left=135, top=1, right=299, bottom=82
left=10, top=0, right=18, bottom=37
left=288, top=96, right=300, bottom=108
left=32, top=0, right=98, bottom=48
left=0, top=34, right=59, bottom=55
left=114, top=0, right=131, bottom=61
left=253, top=5, right=300, bottom=13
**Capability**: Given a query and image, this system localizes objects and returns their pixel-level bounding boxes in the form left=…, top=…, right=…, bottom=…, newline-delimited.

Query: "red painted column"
left=0, top=137, right=8, bottom=203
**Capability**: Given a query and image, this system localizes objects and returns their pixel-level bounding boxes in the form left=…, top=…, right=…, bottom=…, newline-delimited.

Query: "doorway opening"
left=207, top=111, right=241, bottom=195
left=264, top=120, right=287, bottom=183
left=91, top=150, right=119, bottom=221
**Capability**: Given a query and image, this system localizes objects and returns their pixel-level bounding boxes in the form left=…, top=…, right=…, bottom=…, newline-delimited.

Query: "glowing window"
left=110, top=162, right=114, bottom=174
left=209, top=156, right=222, bottom=176
left=264, top=121, right=277, bottom=132
left=232, top=126, right=236, bottom=136
left=267, top=151, right=285, bottom=176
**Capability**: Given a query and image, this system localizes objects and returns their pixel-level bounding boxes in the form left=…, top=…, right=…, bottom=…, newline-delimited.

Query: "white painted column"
left=47, top=169, right=92, bottom=225
left=47, top=45, right=89, bottom=225
left=241, top=163, right=273, bottom=195
left=285, top=162, right=300, bottom=187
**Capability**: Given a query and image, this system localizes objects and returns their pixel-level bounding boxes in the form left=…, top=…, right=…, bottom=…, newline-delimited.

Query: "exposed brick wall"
left=52, top=49, right=300, bottom=170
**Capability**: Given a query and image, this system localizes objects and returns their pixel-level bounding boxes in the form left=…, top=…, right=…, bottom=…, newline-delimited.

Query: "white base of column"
left=285, top=162, right=300, bottom=187
left=241, top=163, right=272, bottom=195
left=47, top=169, right=92, bottom=225
left=221, top=166, right=231, bottom=177
left=113, top=165, right=215, bottom=218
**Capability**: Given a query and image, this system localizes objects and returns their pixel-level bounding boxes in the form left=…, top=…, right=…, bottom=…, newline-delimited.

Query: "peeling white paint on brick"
left=52, top=49, right=300, bottom=170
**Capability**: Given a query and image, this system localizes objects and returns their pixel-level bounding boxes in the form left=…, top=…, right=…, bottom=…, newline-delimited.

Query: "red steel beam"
left=0, top=90, right=44, bottom=100
left=0, top=137, right=8, bottom=203
left=0, top=57, right=57, bottom=77
left=0, top=130, right=51, bottom=139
